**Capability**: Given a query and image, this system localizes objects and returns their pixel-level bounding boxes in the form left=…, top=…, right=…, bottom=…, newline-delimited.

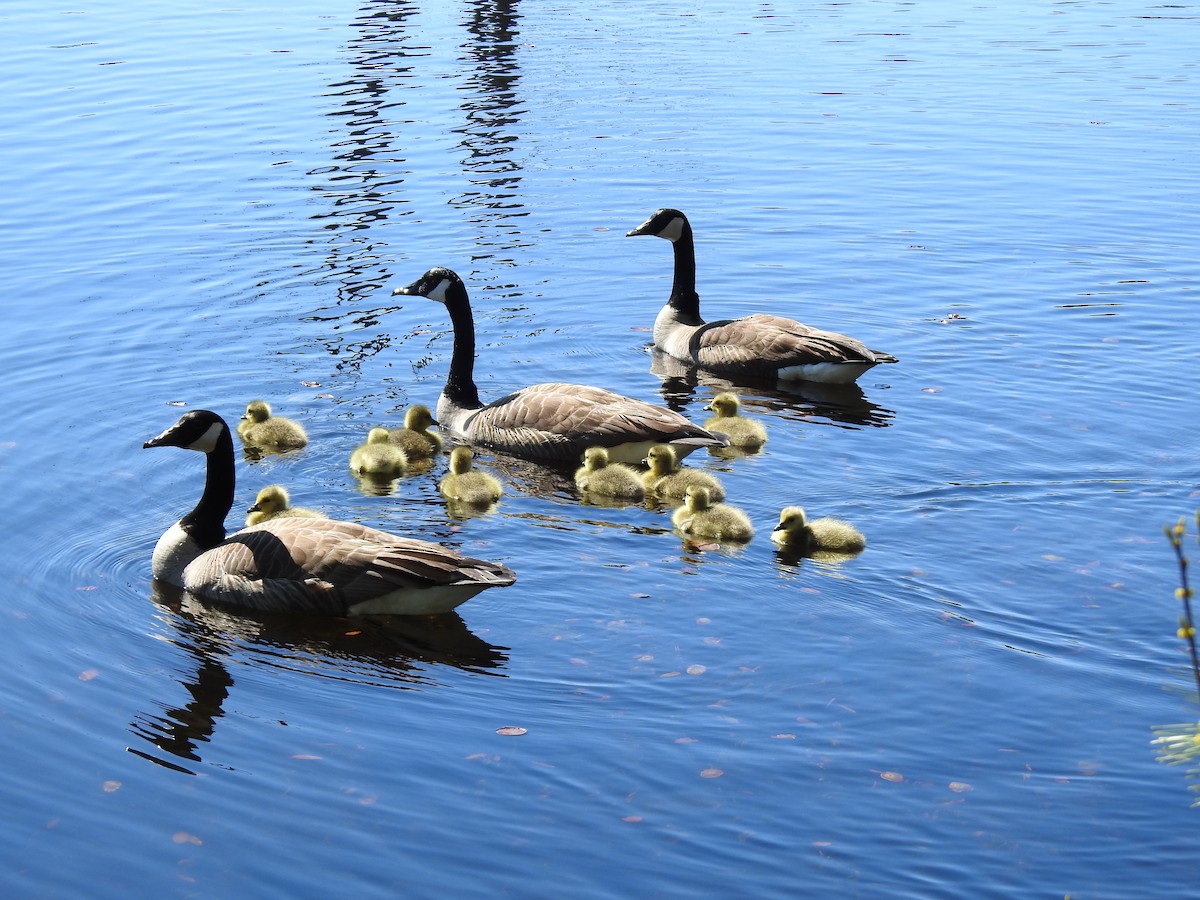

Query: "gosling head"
left=404, top=404, right=437, bottom=431
left=773, top=506, right=810, bottom=540
left=643, top=444, right=680, bottom=475
left=242, top=400, right=272, bottom=424
left=448, top=445, right=475, bottom=475
left=627, top=208, right=689, bottom=244
left=249, top=485, right=290, bottom=516
left=392, top=267, right=464, bottom=305
left=684, top=485, right=714, bottom=513
left=583, top=446, right=612, bottom=471
left=709, top=393, right=741, bottom=418
left=366, top=427, right=392, bottom=445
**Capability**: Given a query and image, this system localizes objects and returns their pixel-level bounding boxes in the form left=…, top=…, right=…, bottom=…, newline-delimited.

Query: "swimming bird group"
left=146, top=209, right=887, bottom=616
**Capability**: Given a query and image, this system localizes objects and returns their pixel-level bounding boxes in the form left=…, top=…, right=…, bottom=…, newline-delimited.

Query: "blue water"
left=1, top=0, right=1198, bottom=896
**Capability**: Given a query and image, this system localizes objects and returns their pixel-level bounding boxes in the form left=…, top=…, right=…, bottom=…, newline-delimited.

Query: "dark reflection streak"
left=648, top=348, right=894, bottom=429
left=305, top=1, right=423, bottom=374
left=452, top=0, right=530, bottom=266
left=128, top=581, right=509, bottom=774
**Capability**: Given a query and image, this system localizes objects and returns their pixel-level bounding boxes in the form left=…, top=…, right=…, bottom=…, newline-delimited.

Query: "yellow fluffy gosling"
left=440, top=446, right=503, bottom=505
left=388, top=404, right=442, bottom=459
left=574, top=447, right=646, bottom=501
left=771, top=506, right=866, bottom=555
left=643, top=444, right=725, bottom=503
left=672, top=485, right=754, bottom=543
left=350, top=428, right=408, bottom=478
left=245, top=485, right=325, bottom=527
left=236, top=400, right=308, bottom=451
left=703, top=393, right=767, bottom=451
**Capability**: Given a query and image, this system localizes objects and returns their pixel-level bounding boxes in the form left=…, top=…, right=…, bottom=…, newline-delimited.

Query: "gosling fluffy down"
left=642, top=444, right=725, bottom=503
left=703, top=393, right=767, bottom=451
left=388, top=404, right=442, bottom=459
left=246, top=485, right=326, bottom=526
left=574, top=447, right=646, bottom=500
left=440, top=446, right=503, bottom=505
left=236, top=400, right=308, bottom=452
left=771, top=506, right=866, bottom=555
left=672, top=485, right=754, bottom=544
left=350, top=428, right=408, bottom=478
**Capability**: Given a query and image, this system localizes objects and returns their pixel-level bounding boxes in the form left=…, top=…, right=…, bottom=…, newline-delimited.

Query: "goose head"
left=643, top=444, right=680, bottom=476
left=627, top=208, right=689, bottom=244
left=709, top=392, right=741, bottom=418
left=248, top=484, right=290, bottom=516
left=144, top=408, right=228, bottom=454
left=241, top=400, right=272, bottom=425
left=392, top=267, right=464, bottom=304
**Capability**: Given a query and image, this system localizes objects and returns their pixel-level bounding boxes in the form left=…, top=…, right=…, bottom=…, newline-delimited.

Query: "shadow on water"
left=648, top=347, right=895, bottom=429
left=128, top=582, right=508, bottom=775
left=302, top=0, right=528, bottom=376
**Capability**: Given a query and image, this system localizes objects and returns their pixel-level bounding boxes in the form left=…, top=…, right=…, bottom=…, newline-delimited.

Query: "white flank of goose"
left=392, top=267, right=727, bottom=465
left=144, top=409, right=515, bottom=616
left=627, top=208, right=898, bottom=384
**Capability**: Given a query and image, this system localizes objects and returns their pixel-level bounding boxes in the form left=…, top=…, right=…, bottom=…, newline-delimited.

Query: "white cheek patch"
left=189, top=421, right=225, bottom=453
left=659, top=217, right=685, bottom=243
left=429, top=278, right=453, bottom=303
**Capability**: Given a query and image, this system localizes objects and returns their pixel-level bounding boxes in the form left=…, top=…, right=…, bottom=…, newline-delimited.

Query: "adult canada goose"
left=388, top=404, right=443, bottom=459
left=672, top=485, right=754, bottom=544
left=350, top=428, right=408, bottom=479
left=144, top=409, right=516, bottom=615
left=627, top=209, right=898, bottom=384
left=772, top=506, right=866, bottom=555
left=245, top=484, right=325, bottom=526
left=236, top=400, right=308, bottom=452
left=642, top=444, right=726, bottom=504
left=439, top=446, right=503, bottom=505
left=703, top=392, right=767, bottom=451
left=392, top=267, right=727, bottom=465
left=574, top=447, right=646, bottom=501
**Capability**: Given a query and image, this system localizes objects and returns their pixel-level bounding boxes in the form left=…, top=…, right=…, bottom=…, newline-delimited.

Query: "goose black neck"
left=668, top=219, right=701, bottom=318
left=444, top=285, right=484, bottom=410
left=181, top=426, right=235, bottom=550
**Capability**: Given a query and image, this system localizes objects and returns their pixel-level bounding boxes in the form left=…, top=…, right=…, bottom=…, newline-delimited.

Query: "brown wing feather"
left=464, top=382, right=719, bottom=460
left=185, top=518, right=515, bottom=614
left=694, top=314, right=897, bottom=372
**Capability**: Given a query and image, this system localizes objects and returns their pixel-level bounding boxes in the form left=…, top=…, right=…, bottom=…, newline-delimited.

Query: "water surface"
left=1, top=0, right=1197, bottom=896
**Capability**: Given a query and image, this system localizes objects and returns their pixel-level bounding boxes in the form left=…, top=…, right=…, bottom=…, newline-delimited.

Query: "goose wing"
left=693, top=314, right=897, bottom=371
left=463, top=382, right=720, bottom=460
left=183, top=518, right=516, bottom=614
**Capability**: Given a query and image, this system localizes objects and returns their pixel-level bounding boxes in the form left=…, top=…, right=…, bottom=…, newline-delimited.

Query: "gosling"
left=388, top=404, right=442, bottom=459
left=672, top=485, right=754, bottom=544
left=771, top=506, right=866, bottom=555
left=350, top=427, right=408, bottom=478
left=643, top=444, right=725, bottom=504
left=574, top=447, right=646, bottom=501
left=440, top=446, right=503, bottom=505
left=703, top=393, right=767, bottom=451
left=236, top=400, right=308, bottom=451
left=245, top=485, right=325, bottom=526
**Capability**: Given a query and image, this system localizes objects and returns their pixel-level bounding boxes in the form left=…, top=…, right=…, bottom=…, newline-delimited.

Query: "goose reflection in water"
left=648, top=347, right=895, bottom=431
left=128, top=583, right=508, bottom=775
